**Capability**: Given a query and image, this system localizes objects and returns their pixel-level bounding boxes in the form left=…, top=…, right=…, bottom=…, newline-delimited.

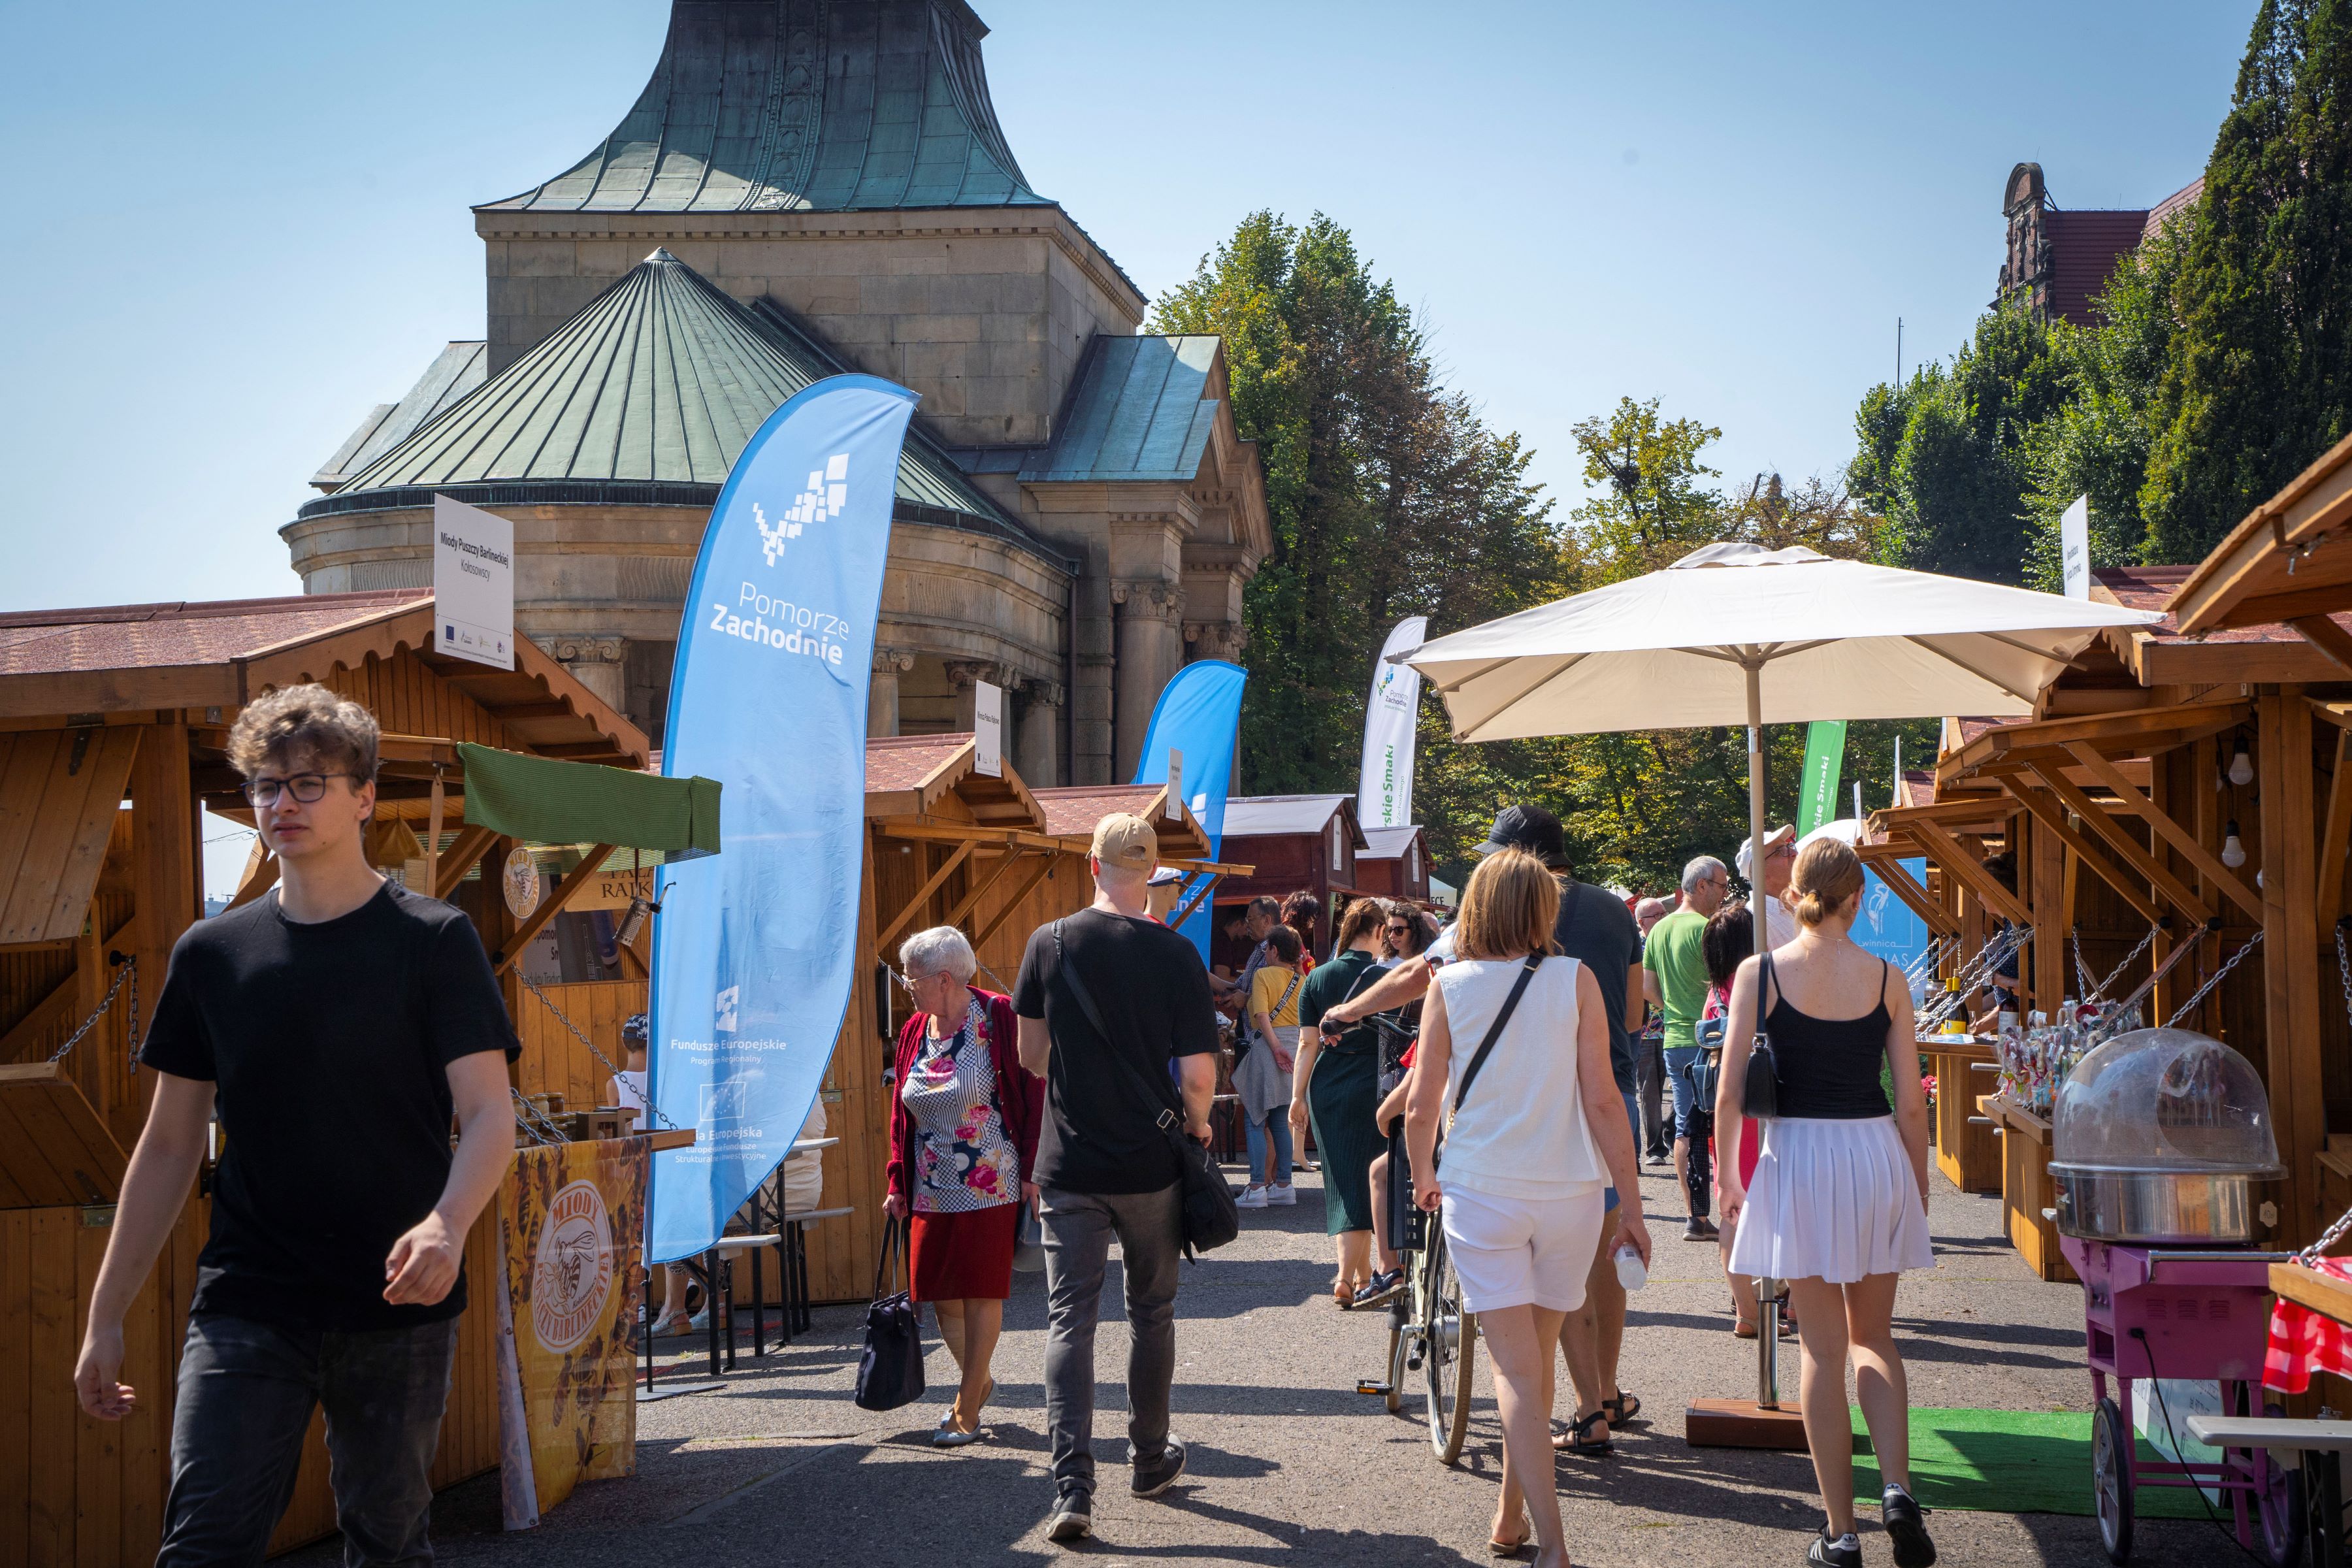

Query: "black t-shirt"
left=140, top=881, right=519, bottom=1331
left=1012, top=908, right=1218, bottom=1195
left=1554, top=879, right=1643, bottom=1094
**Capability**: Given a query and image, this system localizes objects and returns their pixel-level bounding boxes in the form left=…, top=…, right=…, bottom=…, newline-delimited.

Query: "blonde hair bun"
left=1790, top=837, right=1865, bottom=927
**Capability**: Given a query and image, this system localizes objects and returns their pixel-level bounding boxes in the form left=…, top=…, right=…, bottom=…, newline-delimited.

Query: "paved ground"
left=295, top=1159, right=2244, bottom=1567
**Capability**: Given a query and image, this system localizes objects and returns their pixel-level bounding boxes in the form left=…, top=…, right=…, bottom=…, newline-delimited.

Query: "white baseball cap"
left=1736, top=823, right=1797, bottom=881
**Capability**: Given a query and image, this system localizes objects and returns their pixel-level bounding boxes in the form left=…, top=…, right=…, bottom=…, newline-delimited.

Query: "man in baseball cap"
left=1737, top=824, right=1799, bottom=950
left=1014, top=810, right=1217, bottom=1538
left=1475, top=804, right=1569, bottom=865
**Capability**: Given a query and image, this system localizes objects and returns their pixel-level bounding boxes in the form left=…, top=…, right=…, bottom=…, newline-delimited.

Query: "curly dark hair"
left=1701, top=903, right=1755, bottom=991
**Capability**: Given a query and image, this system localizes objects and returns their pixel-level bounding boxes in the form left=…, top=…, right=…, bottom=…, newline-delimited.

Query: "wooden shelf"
left=2273, top=1261, right=2352, bottom=1326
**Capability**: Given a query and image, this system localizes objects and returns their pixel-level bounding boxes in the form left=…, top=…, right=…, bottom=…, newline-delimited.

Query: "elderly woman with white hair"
left=883, top=925, right=1044, bottom=1446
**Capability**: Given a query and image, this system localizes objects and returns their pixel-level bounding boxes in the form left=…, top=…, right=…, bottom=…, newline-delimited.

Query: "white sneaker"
left=1236, top=1185, right=1269, bottom=1209
left=1267, top=1183, right=1297, bottom=1206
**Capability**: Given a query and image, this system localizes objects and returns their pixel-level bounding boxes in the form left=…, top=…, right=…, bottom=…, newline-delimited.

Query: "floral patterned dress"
left=902, top=996, right=1020, bottom=1215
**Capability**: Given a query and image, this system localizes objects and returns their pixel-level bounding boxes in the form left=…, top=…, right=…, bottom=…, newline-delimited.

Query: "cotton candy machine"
left=2049, top=1028, right=2302, bottom=1563
left=2050, top=1026, right=2286, bottom=1244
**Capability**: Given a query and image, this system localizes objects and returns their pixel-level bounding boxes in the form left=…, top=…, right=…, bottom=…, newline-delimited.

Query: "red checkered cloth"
left=2266, top=1256, right=2352, bottom=1393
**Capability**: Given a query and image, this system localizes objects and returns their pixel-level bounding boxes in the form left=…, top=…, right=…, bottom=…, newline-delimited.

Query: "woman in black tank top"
left=1712, top=838, right=1937, bottom=1568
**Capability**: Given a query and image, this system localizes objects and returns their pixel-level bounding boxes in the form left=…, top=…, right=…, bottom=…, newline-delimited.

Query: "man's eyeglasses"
left=241, top=773, right=364, bottom=806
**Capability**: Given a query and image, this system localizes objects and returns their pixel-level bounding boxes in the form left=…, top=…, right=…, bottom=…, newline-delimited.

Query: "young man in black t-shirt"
left=73, top=685, right=517, bottom=1566
left=1013, top=812, right=1218, bottom=1544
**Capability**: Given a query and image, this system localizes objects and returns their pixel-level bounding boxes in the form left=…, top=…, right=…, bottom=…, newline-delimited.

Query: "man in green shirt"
left=1644, top=855, right=1727, bottom=1239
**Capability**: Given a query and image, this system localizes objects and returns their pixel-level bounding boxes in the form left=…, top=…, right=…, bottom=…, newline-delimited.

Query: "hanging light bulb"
left=2229, top=736, right=2255, bottom=787
left=2221, top=819, right=2247, bottom=870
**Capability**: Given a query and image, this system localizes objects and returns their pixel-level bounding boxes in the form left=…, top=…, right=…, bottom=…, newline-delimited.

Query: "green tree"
left=2141, top=0, right=2352, bottom=561
left=1563, top=398, right=1724, bottom=583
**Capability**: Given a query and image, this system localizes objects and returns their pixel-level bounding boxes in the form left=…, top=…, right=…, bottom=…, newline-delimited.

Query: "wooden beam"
left=227, top=840, right=278, bottom=911
left=1171, top=874, right=1223, bottom=930
left=2027, top=802, right=2067, bottom=1013
left=1994, top=777, right=2170, bottom=926
left=2321, top=728, right=2352, bottom=931
left=874, top=840, right=976, bottom=951
left=2061, top=743, right=2263, bottom=918
left=1903, top=819, right=2035, bottom=928
left=2023, top=762, right=2215, bottom=925
left=970, top=855, right=1060, bottom=952
left=1865, top=856, right=1960, bottom=938
left=943, top=847, right=1032, bottom=932
left=0, top=970, right=78, bottom=1064
left=431, top=825, right=498, bottom=901
left=2289, top=615, right=2352, bottom=676
left=494, top=844, right=617, bottom=975
left=2260, top=689, right=2327, bottom=1245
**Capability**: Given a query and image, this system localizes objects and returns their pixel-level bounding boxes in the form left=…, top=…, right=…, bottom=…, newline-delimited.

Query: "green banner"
left=1797, top=720, right=1848, bottom=836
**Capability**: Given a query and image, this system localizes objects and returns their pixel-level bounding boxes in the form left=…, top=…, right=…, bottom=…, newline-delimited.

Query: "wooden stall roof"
left=0, top=589, right=649, bottom=767
left=0, top=725, right=140, bottom=944
left=1935, top=697, right=2246, bottom=790
left=0, top=1060, right=127, bottom=1208
left=2091, top=564, right=2352, bottom=685
left=2168, top=429, right=2352, bottom=634
left=1223, top=793, right=1371, bottom=849
left=1034, top=783, right=1211, bottom=862
left=864, top=732, right=1043, bottom=831
left=1360, top=824, right=1426, bottom=862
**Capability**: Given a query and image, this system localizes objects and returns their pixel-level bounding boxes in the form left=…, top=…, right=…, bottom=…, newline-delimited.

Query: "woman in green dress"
left=1292, top=897, right=1390, bottom=1306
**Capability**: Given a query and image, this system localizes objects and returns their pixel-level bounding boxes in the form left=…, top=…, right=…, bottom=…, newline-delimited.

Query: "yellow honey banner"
left=493, top=1136, right=649, bottom=1529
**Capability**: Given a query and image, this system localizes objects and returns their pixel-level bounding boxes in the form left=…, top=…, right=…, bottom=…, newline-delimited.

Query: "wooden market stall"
left=1354, top=824, right=1433, bottom=903
left=1873, top=551, right=2352, bottom=1275
left=0, top=587, right=657, bottom=1562
left=1211, top=794, right=1371, bottom=966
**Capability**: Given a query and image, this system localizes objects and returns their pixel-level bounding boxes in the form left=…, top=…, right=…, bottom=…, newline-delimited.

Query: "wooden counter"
left=2272, top=1259, right=2352, bottom=1324
left=1921, top=1036, right=2001, bottom=1194
left=1980, top=1094, right=2077, bottom=1284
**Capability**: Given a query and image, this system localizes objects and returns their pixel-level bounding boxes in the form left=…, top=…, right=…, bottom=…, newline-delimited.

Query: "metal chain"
left=2297, top=926, right=2352, bottom=1261
left=2086, top=925, right=2163, bottom=1005
left=517, top=973, right=676, bottom=1129
left=2164, top=930, right=2265, bottom=1029
left=510, top=1088, right=570, bottom=1145
left=47, top=955, right=138, bottom=1066
left=2072, top=928, right=2095, bottom=1000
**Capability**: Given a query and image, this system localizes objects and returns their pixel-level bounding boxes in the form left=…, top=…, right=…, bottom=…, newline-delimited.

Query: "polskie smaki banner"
left=493, top=1136, right=649, bottom=1529
left=647, top=374, right=918, bottom=1264
left=1358, top=615, right=1427, bottom=830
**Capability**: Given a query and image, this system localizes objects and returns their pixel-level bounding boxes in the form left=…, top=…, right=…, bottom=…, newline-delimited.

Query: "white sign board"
left=973, top=679, right=1003, bottom=778
left=1358, top=615, right=1428, bottom=828
left=1167, top=751, right=1184, bottom=825
left=2061, top=495, right=2090, bottom=601
left=432, top=493, right=515, bottom=668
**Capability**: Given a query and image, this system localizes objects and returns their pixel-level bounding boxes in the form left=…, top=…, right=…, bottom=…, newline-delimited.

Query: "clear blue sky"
left=0, top=1, right=2254, bottom=615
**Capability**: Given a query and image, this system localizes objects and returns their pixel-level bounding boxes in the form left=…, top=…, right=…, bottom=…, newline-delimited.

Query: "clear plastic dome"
left=2050, top=1026, right=2283, bottom=1175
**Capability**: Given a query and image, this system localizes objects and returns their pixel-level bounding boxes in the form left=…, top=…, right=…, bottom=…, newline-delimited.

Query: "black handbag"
left=1052, top=921, right=1240, bottom=1259
left=853, top=1217, right=925, bottom=1411
left=1742, top=954, right=1783, bottom=1119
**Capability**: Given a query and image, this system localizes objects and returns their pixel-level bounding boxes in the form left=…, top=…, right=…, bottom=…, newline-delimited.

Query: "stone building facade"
left=285, top=0, right=1268, bottom=784
left=1995, top=161, right=2202, bottom=327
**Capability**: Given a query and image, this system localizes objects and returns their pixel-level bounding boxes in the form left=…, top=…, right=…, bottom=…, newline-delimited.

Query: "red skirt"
left=909, top=1203, right=1018, bottom=1303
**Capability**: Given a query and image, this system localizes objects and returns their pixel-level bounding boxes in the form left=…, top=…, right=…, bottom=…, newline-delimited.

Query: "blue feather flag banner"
left=648, top=374, right=917, bottom=1264
left=1130, top=660, right=1249, bottom=962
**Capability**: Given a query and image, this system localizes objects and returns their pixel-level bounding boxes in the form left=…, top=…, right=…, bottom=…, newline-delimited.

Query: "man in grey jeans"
left=1013, top=813, right=1218, bottom=1545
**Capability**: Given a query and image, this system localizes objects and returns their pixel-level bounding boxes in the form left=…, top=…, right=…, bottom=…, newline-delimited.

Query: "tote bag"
left=853, top=1217, right=925, bottom=1411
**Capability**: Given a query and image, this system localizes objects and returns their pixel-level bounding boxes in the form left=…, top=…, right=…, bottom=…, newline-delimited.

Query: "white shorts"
left=1439, top=1183, right=1608, bottom=1315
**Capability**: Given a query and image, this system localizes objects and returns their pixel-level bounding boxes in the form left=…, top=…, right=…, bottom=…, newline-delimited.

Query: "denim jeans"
left=1241, top=1107, right=1294, bottom=1185
left=1635, top=1036, right=1669, bottom=1154
left=1665, top=1047, right=1715, bottom=1220
left=1039, top=1182, right=1183, bottom=1497
left=159, top=1311, right=459, bottom=1567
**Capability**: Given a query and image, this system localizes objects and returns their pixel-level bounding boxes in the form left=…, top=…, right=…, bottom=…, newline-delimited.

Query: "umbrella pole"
left=1745, top=660, right=1781, bottom=1411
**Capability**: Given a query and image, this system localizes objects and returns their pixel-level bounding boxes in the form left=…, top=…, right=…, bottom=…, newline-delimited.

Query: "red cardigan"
left=884, top=987, right=1044, bottom=1208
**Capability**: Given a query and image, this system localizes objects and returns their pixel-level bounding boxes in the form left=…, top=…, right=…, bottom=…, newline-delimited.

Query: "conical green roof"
left=317, top=250, right=1037, bottom=551
left=480, top=0, right=1048, bottom=216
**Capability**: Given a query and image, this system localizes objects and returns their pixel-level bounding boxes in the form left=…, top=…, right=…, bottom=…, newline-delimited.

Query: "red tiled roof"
left=864, top=732, right=972, bottom=793
left=1896, top=770, right=1937, bottom=810
left=0, top=590, right=428, bottom=678
left=2044, top=208, right=2150, bottom=327
left=2091, top=564, right=2349, bottom=646
left=1034, top=784, right=1161, bottom=839
left=2144, top=177, right=2203, bottom=238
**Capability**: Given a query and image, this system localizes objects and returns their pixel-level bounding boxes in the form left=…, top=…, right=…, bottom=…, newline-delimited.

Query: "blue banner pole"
left=1130, top=661, right=1249, bottom=964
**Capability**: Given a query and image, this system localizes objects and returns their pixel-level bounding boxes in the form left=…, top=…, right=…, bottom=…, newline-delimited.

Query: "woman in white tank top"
left=1405, top=850, right=1650, bottom=1567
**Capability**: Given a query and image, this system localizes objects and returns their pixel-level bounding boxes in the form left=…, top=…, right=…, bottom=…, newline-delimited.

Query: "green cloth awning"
left=455, top=742, right=721, bottom=857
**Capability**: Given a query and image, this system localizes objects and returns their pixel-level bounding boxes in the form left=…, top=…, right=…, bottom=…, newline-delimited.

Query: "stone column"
left=1018, top=680, right=1064, bottom=787
left=1112, top=580, right=1186, bottom=779
left=943, top=659, right=1009, bottom=736
left=1184, top=619, right=1247, bottom=667
left=550, top=636, right=627, bottom=710
left=869, top=647, right=913, bottom=738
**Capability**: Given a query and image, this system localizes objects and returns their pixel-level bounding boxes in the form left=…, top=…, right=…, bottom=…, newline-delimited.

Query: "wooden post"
left=425, top=769, right=445, bottom=897
left=2029, top=809, right=2068, bottom=1015
left=126, top=722, right=195, bottom=1147
left=2258, top=689, right=2327, bottom=1245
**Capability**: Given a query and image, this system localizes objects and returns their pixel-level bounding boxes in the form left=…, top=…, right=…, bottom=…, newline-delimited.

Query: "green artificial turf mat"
left=1848, top=1406, right=2213, bottom=1518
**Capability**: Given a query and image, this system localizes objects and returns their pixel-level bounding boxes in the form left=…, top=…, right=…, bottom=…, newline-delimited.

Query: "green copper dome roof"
left=482, top=0, right=1048, bottom=216
left=302, top=249, right=1054, bottom=559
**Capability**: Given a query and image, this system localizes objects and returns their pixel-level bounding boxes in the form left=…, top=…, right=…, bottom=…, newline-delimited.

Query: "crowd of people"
left=65, top=679, right=1938, bottom=1568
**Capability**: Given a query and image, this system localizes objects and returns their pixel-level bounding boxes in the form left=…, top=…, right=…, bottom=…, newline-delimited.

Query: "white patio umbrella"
left=1397, top=542, right=2161, bottom=1418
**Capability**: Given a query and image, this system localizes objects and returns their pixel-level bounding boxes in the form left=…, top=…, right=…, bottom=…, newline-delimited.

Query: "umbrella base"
left=1685, top=1397, right=1810, bottom=1450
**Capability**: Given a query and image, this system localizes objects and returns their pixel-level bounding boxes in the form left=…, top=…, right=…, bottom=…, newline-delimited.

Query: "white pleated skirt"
left=1726, top=1115, right=1936, bottom=1284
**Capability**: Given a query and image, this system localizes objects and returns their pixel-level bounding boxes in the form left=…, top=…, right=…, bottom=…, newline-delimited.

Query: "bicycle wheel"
left=1421, top=1228, right=1477, bottom=1463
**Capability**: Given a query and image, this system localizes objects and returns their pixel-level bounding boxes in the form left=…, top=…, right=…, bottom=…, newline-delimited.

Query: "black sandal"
left=1602, top=1390, right=1643, bottom=1426
left=1552, top=1409, right=1612, bottom=1454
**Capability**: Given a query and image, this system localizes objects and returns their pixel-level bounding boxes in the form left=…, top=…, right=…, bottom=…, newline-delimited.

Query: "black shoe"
left=1353, top=1269, right=1407, bottom=1309
left=1881, top=1485, right=1935, bottom=1567
left=1807, top=1529, right=1862, bottom=1568
left=1044, top=1488, right=1092, bottom=1543
left=1682, top=1216, right=1719, bottom=1241
left=1130, top=1438, right=1187, bottom=1498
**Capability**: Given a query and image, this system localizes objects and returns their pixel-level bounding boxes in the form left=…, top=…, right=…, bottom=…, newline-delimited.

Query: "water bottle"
left=1613, top=1243, right=1647, bottom=1291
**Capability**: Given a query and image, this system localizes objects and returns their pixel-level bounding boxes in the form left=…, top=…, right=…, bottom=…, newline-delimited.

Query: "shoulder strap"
left=1452, top=954, right=1544, bottom=1113
left=871, top=1215, right=904, bottom=1301
left=1760, top=949, right=1778, bottom=1015
left=1053, top=920, right=1182, bottom=1130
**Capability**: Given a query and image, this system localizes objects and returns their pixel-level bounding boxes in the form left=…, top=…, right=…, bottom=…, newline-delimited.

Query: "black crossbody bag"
left=1742, top=951, right=1783, bottom=1119
left=1052, top=921, right=1239, bottom=1259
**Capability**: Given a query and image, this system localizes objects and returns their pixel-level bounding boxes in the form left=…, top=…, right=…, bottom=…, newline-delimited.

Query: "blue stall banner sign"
left=1130, top=661, right=1248, bottom=963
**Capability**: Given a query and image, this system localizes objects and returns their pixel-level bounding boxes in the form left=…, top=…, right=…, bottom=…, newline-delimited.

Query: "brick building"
left=1995, top=161, right=2202, bottom=326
